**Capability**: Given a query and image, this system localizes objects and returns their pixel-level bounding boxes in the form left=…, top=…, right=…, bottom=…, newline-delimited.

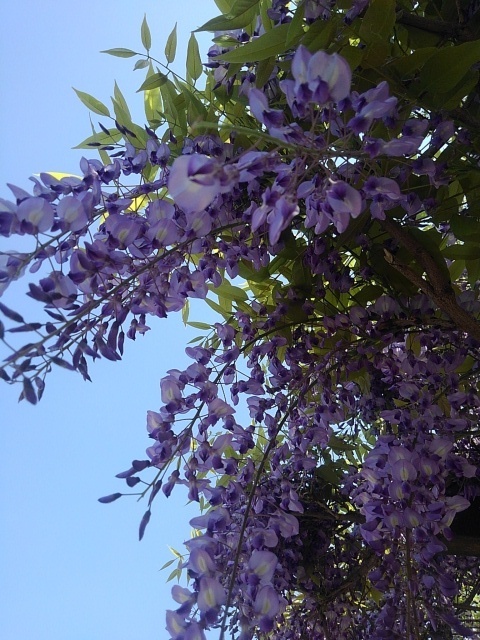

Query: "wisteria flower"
left=168, top=154, right=226, bottom=214
left=15, top=196, right=54, bottom=233
left=281, top=45, right=352, bottom=108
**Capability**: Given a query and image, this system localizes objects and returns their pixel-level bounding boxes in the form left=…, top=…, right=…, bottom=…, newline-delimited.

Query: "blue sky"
left=0, top=2, right=221, bottom=639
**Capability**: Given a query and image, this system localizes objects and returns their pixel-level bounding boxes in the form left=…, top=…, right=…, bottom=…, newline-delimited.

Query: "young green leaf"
left=143, top=64, right=163, bottom=126
left=113, top=81, right=131, bottom=120
left=165, top=23, right=178, bottom=64
left=197, top=0, right=260, bottom=31
left=186, top=322, right=212, bottom=330
left=133, top=59, right=149, bottom=70
left=216, top=22, right=293, bottom=63
left=160, top=558, right=176, bottom=571
left=210, top=281, right=249, bottom=302
left=227, top=0, right=259, bottom=19
left=214, top=0, right=234, bottom=11
left=73, top=88, right=110, bottom=117
left=286, top=1, right=305, bottom=49
left=182, top=299, right=190, bottom=325
left=137, top=72, right=168, bottom=92
left=141, top=14, right=151, bottom=51
left=101, top=48, right=137, bottom=58
left=186, top=33, right=202, bottom=81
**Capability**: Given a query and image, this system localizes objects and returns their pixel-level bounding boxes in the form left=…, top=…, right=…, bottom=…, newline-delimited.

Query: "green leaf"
left=133, top=59, right=149, bottom=70
left=141, top=14, right=151, bottom=51
left=329, top=434, right=355, bottom=452
left=450, top=214, right=480, bottom=243
left=112, top=97, right=133, bottom=134
left=143, top=64, right=163, bottom=126
left=182, top=300, right=189, bottom=325
left=197, top=0, right=260, bottom=31
left=101, top=48, right=137, bottom=58
left=165, top=23, right=177, bottom=63
left=467, top=259, right=480, bottom=286
left=176, top=79, right=208, bottom=123
left=137, top=72, right=168, bottom=92
left=187, top=321, right=212, bottom=330
left=437, top=69, right=479, bottom=110
left=442, top=243, right=480, bottom=260
left=217, top=22, right=294, bottom=63
left=159, top=558, right=176, bottom=571
left=73, top=88, right=110, bottom=117
left=388, top=47, right=437, bottom=79
left=260, top=0, right=274, bottom=31
left=214, top=0, right=234, bottom=12
left=187, top=33, right=203, bottom=81
left=113, top=82, right=131, bottom=120
left=302, top=14, right=337, bottom=51
left=205, top=297, right=232, bottom=320
left=211, top=281, right=249, bottom=302
left=228, top=0, right=259, bottom=18
left=316, top=464, right=341, bottom=486
left=419, top=40, right=480, bottom=93
left=358, top=0, right=396, bottom=44
left=166, top=568, right=181, bottom=582
left=338, top=44, right=365, bottom=71
left=160, top=77, right=187, bottom=134
left=255, top=56, right=276, bottom=88
left=286, top=1, right=305, bottom=49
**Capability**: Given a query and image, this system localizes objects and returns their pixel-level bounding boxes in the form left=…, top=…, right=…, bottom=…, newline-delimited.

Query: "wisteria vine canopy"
left=2, top=0, right=480, bottom=638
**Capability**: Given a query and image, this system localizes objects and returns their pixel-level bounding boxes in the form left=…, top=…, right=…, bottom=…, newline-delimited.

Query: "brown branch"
left=380, top=216, right=480, bottom=342
left=395, top=6, right=474, bottom=42
left=397, top=11, right=459, bottom=36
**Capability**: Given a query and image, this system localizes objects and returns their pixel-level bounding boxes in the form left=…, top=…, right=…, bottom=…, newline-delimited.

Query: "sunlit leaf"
left=187, top=322, right=212, bottom=330
left=133, top=58, right=149, bottom=70
left=137, top=72, right=168, bottom=92
left=141, top=14, right=151, bottom=51
left=186, top=33, right=203, bottom=81
left=214, top=0, right=234, bottom=11
left=165, top=23, right=178, bottom=63
left=197, top=0, right=260, bottom=31
left=113, top=81, right=131, bottom=120
left=143, top=64, right=163, bottom=126
left=101, top=48, right=137, bottom=58
left=73, top=88, right=110, bottom=117
left=216, top=22, right=294, bottom=63
left=211, top=281, right=249, bottom=302
left=40, top=171, right=82, bottom=180
left=160, top=558, right=176, bottom=571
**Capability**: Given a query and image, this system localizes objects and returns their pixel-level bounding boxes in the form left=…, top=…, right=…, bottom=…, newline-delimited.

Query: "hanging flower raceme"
left=280, top=45, right=352, bottom=111
left=2, top=8, right=480, bottom=639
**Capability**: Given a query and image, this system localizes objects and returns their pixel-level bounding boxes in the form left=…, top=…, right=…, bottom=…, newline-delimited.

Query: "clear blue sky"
left=0, top=2, right=220, bottom=639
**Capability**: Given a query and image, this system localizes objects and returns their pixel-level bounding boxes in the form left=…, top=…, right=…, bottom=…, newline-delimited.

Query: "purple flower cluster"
left=2, top=6, right=480, bottom=638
